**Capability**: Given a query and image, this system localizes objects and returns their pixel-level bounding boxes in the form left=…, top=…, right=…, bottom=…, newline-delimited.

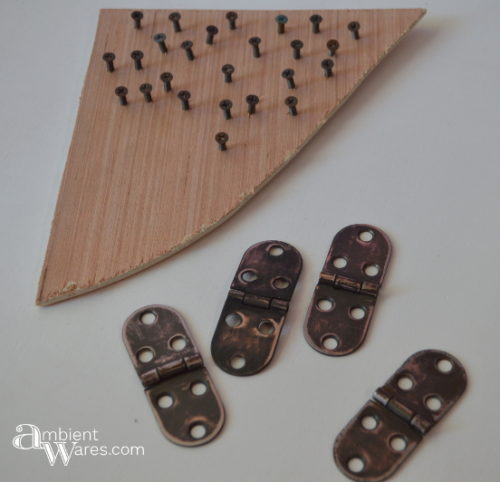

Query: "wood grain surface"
left=37, top=8, right=425, bottom=305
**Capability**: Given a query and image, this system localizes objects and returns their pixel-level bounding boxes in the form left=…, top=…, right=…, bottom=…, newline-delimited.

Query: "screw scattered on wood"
left=139, top=83, right=153, bottom=103
left=226, top=11, right=238, bottom=30
left=153, top=33, right=168, bottom=54
left=131, top=11, right=143, bottom=29
left=321, top=58, right=334, bottom=78
left=160, top=72, right=173, bottom=92
left=282, top=69, right=296, bottom=89
left=102, top=52, right=115, bottom=72
left=249, top=37, right=261, bottom=58
left=348, top=21, right=361, bottom=39
left=291, top=40, right=303, bottom=60
left=181, top=40, right=195, bottom=60
left=246, top=94, right=259, bottom=115
left=215, top=132, right=229, bottom=151
left=222, top=64, right=235, bottom=83
left=275, top=15, right=288, bottom=34
left=131, top=50, right=144, bottom=70
left=169, top=12, right=182, bottom=32
left=285, top=96, right=298, bottom=116
left=206, top=25, right=219, bottom=45
left=177, top=90, right=191, bottom=110
left=115, top=86, right=128, bottom=105
left=327, top=39, right=340, bottom=56
left=310, top=14, right=323, bottom=34
left=219, top=99, right=233, bottom=120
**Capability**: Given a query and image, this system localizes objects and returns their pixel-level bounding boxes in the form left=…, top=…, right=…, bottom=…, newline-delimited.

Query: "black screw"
left=249, top=37, right=261, bottom=58
left=321, top=58, right=334, bottom=78
left=177, top=90, right=191, bottom=110
left=281, top=69, right=296, bottom=89
left=139, top=83, right=153, bottom=103
left=215, top=132, right=229, bottom=151
left=219, top=99, right=233, bottom=120
left=181, top=40, right=195, bottom=61
left=226, top=11, right=238, bottom=30
left=246, top=94, right=259, bottom=115
left=310, top=14, right=323, bottom=34
left=348, top=21, right=361, bottom=39
left=115, top=86, right=128, bottom=106
left=222, top=64, right=235, bottom=83
left=131, top=11, right=143, bottom=29
left=285, top=96, right=298, bottom=116
left=169, top=12, right=182, bottom=32
left=291, top=40, right=304, bottom=60
left=153, top=33, right=168, bottom=54
left=206, top=25, right=219, bottom=45
left=160, top=72, right=173, bottom=92
left=327, top=39, right=340, bottom=56
left=275, top=15, right=288, bottom=34
left=102, top=52, right=115, bottom=72
left=131, top=50, right=144, bottom=70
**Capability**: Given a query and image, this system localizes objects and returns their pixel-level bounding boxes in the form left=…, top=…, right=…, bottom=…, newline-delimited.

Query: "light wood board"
left=37, top=8, right=425, bottom=305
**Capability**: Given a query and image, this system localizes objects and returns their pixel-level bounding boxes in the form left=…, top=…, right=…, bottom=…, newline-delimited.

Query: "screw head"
left=285, top=96, right=298, bottom=107
left=115, top=86, right=128, bottom=96
left=169, top=12, right=181, bottom=22
left=249, top=36, right=261, bottom=46
left=246, top=94, right=260, bottom=105
left=160, top=72, right=173, bottom=82
left=291, top=39, right=304, bottom=49
left=348, top=21, right=360, bottom=32
left=102, top=52, right=115, bottom=62
left=275, top=15, right=288, bottom=24
left=131, top=50, right=144, bottom=60
left=153, top=33, right=166, bottom=43
left=139, top=83, right=152, bottom=94
left=222, top=64, right=235, bottom=74
left=310, top=14, right=323, bottom=24
left=226, top=11, right=238, bottom=21
left=321, top=58, right=334, bottom=69
left=177, top=90, right=191, bottom=101
left=215, top=132, right=229, bottom=144
left=206, top=25, right=219, bottom=34
left=327, top=39, right=340, bottom=50
left=282, top=68, right=295, bottom=79
left=181, top=40, right=193, bottom=50
left=219, top=99, right=233, bottom=110
left=131, top=11, right=143, bottom=20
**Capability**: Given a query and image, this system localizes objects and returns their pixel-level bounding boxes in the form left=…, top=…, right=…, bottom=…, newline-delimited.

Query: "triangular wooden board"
left=37, top=8, right=425, bottom=305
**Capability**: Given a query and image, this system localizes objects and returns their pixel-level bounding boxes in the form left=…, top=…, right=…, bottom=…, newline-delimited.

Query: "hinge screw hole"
left=169, top=335, right=187, bottom=351
left=317, top=298, right=335, bottom=312
left=349, top=307, right=366, bottom=320
left=269, top=245, right=284, bottom=256
left=190, top=382, right=208, bottom=396
left=425, top=396, right=443, bottom=412
left=363, top=264, right=380, bottom=277
left=225, top=312, right=243, bottom=327
left=390, top=435, right=408, bottom=452
left=140, top=310, right=157, bottom=325
left=358, top=230, right=374, bottom=242
left=397, top=376, right=414, bottom=391
left=361, top=415, right=378, bottom=430
left=347, top=457, right=365, bottom=473
left=157, top=394, right=174, bottom=408
left=322, top=336, right=339, bottom=350
left=437, top=358, right=453, bottom=373
left=230, top=355, right=246, bottom=370
left=190, top=423, right=208, bottom=440
left=137, top=347, right=155, bottom=363
left=241, top=270, right=258, bottom=282
left=258, top=320, right=275, bottom=335
left=333, top=257, right=347, bottom=269
left=273, top=277, right=290, bottom=289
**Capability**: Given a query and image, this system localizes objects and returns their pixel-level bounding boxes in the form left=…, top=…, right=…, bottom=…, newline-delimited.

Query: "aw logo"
left=12, top=424, right=79, bottom=466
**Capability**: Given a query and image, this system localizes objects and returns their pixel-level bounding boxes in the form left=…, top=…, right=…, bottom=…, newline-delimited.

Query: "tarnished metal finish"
left=211, top=241, right=302, bottom=376
left=304, top=224, right=391, bottom=356
left=123, top=305, right=225, bottom=447
left=334, top=350, right=467, bottom=482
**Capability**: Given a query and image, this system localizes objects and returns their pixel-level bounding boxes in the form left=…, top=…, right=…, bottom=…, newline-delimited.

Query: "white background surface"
left=1, top=0, right=499, bottom=481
